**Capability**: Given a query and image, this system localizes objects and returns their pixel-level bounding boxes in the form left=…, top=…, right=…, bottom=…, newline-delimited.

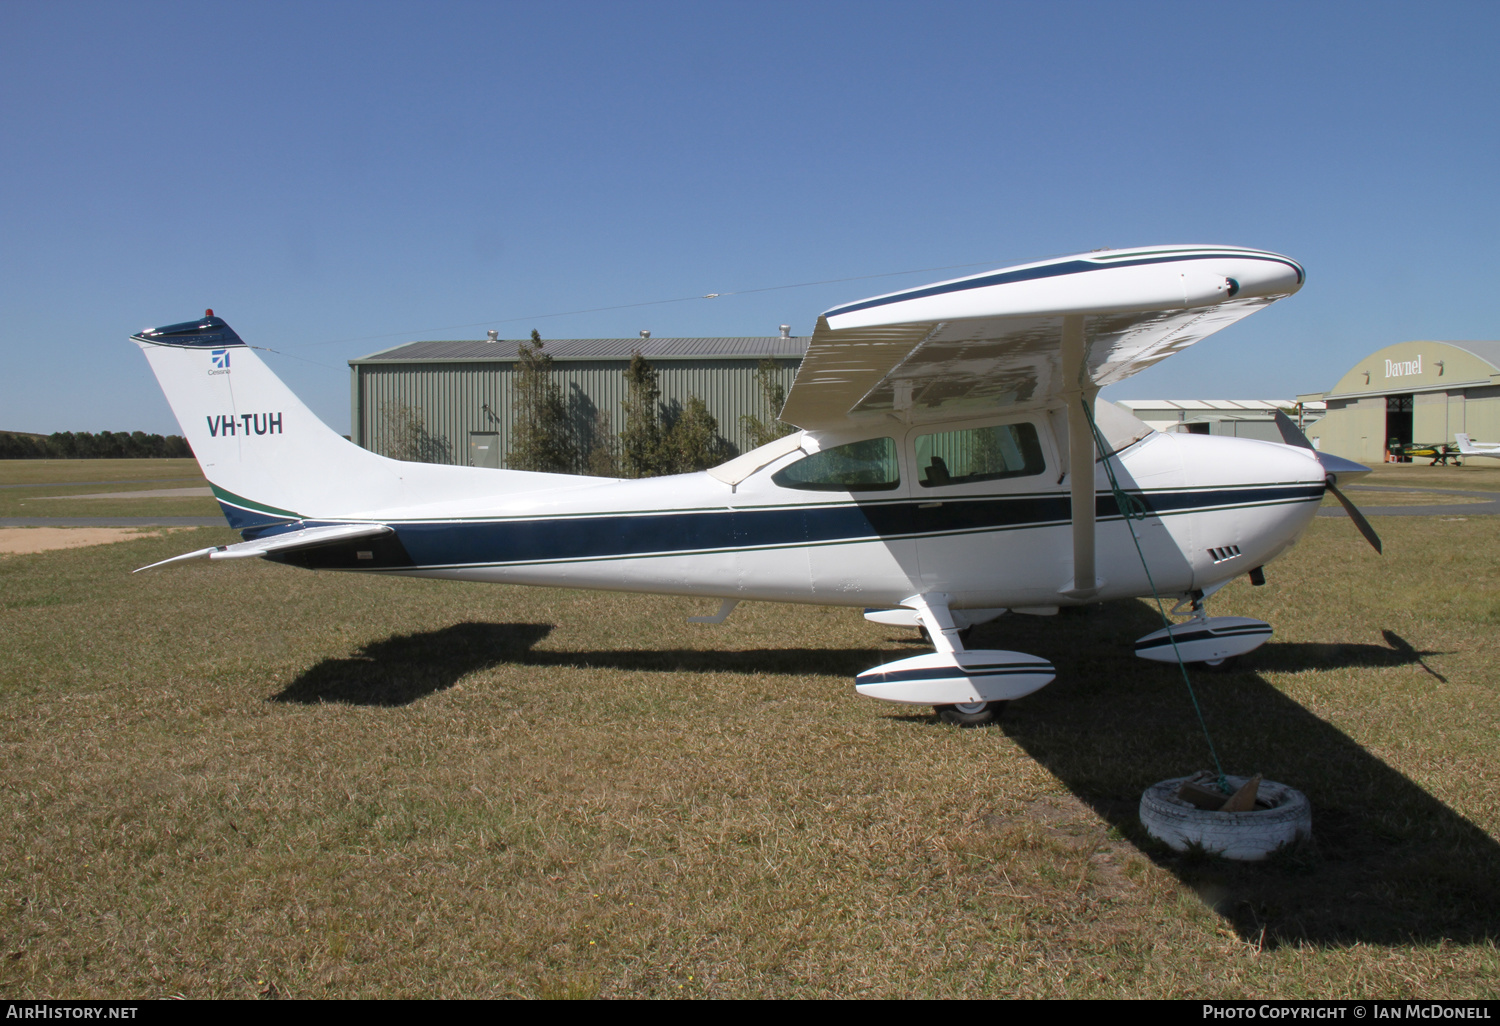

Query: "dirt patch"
left=0, top=527, right=194, bottom=555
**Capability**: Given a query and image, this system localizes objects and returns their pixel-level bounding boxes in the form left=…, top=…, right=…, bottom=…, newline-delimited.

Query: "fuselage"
left=269, top=411, right=1328, bottom=611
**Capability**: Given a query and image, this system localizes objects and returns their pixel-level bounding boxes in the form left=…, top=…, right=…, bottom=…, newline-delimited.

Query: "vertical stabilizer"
left=132, top=315, right=576, bottom=529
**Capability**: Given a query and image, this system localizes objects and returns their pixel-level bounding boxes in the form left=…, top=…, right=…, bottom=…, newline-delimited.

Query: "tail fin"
left=1455, top=433, right=1476, bottom=454
left=133, top=315, right=575, bottom=530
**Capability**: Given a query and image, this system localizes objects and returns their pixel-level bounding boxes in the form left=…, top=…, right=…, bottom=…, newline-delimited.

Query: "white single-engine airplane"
left=134, top=244, right=1380, bottom=724
left=1455, top=434, right=1500, bottom=460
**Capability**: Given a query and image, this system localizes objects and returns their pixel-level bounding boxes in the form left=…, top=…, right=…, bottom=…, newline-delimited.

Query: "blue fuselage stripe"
left=286, top=484, right=1321, bottom=570
left=217, top=500, right=299, bottom=532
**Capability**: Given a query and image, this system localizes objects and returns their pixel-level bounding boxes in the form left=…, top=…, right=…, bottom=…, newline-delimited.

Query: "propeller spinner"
left=1273, top=411, right=1383, bottom=554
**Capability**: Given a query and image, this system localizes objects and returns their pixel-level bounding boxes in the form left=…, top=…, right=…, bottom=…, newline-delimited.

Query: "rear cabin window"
left=772, top=437, right=900, bottom=492
left=915, top=423, right=1045, bottom=488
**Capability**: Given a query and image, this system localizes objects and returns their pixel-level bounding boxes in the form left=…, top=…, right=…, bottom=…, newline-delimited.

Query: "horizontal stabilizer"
left=134, top=523, right=393, bottom=572
left=855, top=649, right=1055, bottom=705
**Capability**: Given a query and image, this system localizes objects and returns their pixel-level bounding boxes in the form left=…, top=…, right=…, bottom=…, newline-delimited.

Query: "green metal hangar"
left=349, top=332, right=806, bottom=468
left=1298, top=341, right=1500, bottom=463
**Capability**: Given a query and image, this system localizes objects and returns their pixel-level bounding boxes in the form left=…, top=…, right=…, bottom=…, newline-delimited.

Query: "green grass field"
left=0, top=458, right=216, bottom=518
left=1, top=465, right=1498, bottom=998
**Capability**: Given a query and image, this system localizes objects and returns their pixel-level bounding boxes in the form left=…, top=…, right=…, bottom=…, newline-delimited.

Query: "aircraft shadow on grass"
left=959, top=601, right=1500, bottom=949
left=273, top=607, right=1499, bottom=948
left=272, top=622, right=554, bottom=707
left=271, top=620, right=888, bottom=707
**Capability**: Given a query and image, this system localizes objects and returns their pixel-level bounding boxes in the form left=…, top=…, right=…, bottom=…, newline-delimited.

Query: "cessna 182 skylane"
left=134, top=244, right=1381, bottom=724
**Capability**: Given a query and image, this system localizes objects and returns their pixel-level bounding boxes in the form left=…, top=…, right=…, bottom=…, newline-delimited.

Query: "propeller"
left=1273, top=411, right=1382, bottom=554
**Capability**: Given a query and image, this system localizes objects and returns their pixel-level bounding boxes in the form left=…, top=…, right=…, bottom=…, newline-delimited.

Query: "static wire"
left=1082, top=400, right=1230, bottom=795
left=287, top=257, right=1020, bottom=352
left=249, top=258, right=1025, bottom=371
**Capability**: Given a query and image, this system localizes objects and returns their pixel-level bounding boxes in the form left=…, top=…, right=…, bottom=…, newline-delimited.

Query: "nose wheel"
left=1134, top=593, right=1272, bottom=666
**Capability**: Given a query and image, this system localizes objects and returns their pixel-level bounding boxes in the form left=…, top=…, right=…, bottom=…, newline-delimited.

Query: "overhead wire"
left=285, top=257, right=1017, bottom=351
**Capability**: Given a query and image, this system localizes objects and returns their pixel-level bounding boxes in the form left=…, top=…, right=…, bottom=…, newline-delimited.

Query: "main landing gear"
left=934, top=700, right=1007, bottom=727
left=855, top=594, right=1056, bottom=726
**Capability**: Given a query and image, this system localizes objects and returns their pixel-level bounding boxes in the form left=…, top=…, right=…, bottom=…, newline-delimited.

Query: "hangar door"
left=469, top=432, right=501, bottom=469
left=1385, top=394, right=1413, bottom=454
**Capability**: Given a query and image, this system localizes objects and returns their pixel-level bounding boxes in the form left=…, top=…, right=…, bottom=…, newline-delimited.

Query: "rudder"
left=133, top=313, right=580, bottom=531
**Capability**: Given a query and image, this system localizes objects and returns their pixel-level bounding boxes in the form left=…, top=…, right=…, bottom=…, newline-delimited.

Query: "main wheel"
left=935, top=701, right=1006, bottom=726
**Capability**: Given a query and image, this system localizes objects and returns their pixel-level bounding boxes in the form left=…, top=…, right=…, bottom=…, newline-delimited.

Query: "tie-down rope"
left=1082, top=402, right=1230, bottom=794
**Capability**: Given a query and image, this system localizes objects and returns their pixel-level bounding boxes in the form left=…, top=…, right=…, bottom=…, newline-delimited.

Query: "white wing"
left=780, top=245, right=1303, bottom=431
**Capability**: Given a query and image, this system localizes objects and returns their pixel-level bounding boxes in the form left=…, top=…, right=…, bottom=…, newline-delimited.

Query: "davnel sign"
left=1385, top=355, right=1422, bottom=378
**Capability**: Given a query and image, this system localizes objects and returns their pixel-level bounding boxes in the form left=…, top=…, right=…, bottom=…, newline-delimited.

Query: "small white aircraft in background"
left=1455, top=434, right=1500, bottom=460
left=133, top=244, right=1380, bottom=724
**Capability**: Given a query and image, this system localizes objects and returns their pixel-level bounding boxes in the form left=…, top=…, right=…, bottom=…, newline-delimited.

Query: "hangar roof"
left=353, top=337, right=810, bottom=364
left=1442, top=340, right=1500, bottom=369
left=1316, top=340, right=1500, bottom=401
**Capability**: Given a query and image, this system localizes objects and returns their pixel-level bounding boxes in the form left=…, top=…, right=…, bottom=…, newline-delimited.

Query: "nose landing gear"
left=1134, top=592, right=1271, bottom=666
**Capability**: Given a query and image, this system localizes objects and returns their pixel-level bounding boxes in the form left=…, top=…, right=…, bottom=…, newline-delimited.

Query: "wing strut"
left=1060, top=314, right=1101, bottom=599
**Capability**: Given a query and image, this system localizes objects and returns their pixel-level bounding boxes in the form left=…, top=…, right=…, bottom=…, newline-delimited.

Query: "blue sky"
left=3, top=1, right=1497, bottom=435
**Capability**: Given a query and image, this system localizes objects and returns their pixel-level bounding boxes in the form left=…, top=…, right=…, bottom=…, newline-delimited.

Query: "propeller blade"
left=1275, top=409, right=1370, bottom=481
left=1276, top=410, right=1379, bottom=550
left=1326, top=479, right=1383, bottom=554
left=1273, top=409, right=1316, bottom=450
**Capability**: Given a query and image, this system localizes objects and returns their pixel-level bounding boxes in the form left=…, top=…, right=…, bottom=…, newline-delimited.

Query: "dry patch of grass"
left=0, top=521, right=1496, bottom=998
left=0, top=527, right=197, bottom=556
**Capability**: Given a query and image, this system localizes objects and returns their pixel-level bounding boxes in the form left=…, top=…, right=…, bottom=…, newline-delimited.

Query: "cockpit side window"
left=771, top=437, right=900, bottom=492
left=915, top=423, right=1045, bottom=488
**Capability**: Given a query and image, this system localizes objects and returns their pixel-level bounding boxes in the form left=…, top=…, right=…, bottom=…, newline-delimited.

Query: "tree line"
left=0, top=430, right=193, bottom=460
left=504, top=331, right=793, bottom=476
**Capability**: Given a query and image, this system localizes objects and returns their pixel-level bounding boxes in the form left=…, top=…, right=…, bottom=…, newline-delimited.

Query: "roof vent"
left=639, top=330, right=651, bottom=339
left=486, top=329, right=499, bottom=342
left=779, top=324, right=791, bottom=339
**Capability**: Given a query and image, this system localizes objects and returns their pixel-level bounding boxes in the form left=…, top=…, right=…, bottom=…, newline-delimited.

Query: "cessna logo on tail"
left=208, top=350, right=231, bottom=376
left=206, top=413, right=283, bottom=437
